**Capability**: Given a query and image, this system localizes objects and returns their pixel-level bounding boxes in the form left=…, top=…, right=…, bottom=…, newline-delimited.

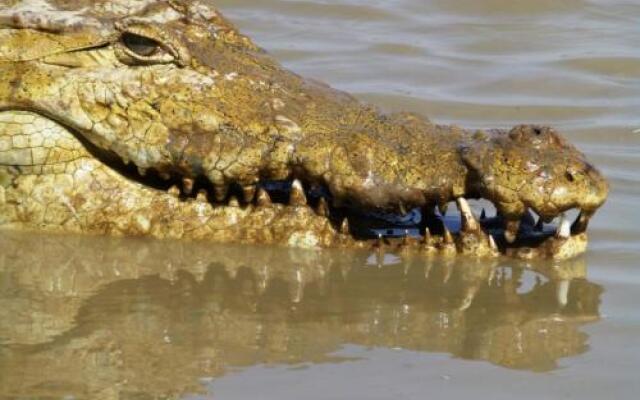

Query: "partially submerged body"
left=0, top=0, right=608, bottom=259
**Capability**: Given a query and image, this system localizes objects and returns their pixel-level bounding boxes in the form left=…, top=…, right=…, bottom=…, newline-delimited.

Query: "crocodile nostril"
left=565, top=171, right=575, bottom=182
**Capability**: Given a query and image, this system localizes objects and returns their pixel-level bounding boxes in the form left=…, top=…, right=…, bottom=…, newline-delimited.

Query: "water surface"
left=0, top=232, right=606, bottom=399
left=1, top=0, right=639, bottom=398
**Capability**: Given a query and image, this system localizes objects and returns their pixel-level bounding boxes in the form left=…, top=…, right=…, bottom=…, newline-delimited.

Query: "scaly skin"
left=0, top=0, right=609, bottom=258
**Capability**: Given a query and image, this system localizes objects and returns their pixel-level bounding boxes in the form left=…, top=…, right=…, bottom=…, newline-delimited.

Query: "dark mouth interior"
left=113, top=155, right=580, bottom=250
left=258, top=181, right=575, bottom=249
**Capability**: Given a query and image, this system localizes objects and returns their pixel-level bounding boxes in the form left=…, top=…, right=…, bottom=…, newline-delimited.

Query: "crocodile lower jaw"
left=0, top=111, right=588, bottom=259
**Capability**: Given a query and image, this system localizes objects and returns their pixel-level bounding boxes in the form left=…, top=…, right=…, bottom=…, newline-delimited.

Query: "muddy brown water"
left=1, top=0, right=639, bottom=399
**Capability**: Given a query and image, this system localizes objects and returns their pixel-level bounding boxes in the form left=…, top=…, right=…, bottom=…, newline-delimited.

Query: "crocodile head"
left=0, top=0, right=608, bottom=259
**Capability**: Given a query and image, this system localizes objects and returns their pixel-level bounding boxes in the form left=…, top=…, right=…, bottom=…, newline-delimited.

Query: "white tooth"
left=242, top=185, right=256, bottom=203
left=423, top=227, right=431, bottom=247
left=256, top=188, right=272, bottom=207
left=316, top=197, right=330, bottom=216
left=571, top=210, right=591, bottom=233
left=488, top=235, right=498, bottom=251
left=214, top=185, right=228, bottom=202
left=457, top=197, right=478, bottom=231
left=557, top=213, right=571, bottom=239
left=228, top=196, right=240, bottom=208
left=399, top=201, right=407, bottom=216
left=289, top=179, right=307, bottom=206
left=292, top=178, right=303, bottom=191
left=340, top=218, right=350, bottom=235
left=168, top=185, right=180, bottom=198
left=443, top=226, right=454, bottom=244
left=556, top=279, right=570, bottom=307
left=196, top=190, right=208, bottom=203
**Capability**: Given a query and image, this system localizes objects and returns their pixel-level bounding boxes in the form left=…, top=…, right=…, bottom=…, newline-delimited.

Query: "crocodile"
left=0, top=0, right=609, bottom=259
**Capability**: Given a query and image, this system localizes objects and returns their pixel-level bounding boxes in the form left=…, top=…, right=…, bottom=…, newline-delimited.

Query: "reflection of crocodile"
left=0, top=232, right=602, bottom=398
left=0, top=1, right=608, bottom=258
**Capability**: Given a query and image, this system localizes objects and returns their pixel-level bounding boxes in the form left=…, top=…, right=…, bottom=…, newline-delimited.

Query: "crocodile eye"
left=115, top=22, right=189, bottom=66
left=122, top=32, right=160, bottom=57
left=116, top=29, right=179, bottom=65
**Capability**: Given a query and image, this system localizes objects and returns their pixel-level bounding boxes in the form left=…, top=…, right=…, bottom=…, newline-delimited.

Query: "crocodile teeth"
left=571, top=210, right=591, bottom=234
left=316, top=197, right=329, bottom=217
left=228, top=196, right=240, bottom=208
left=159, top=171, right=171, bottom=180
left=480, top=208, right=487, bottom=220
left=556, top=213, right=571, bottom=239
left=289, top=179, right=307, bottom=206
left=443, top=226, right=454, bottom=244
left=340, top=218, right=350, bottom=235
left=137, top=167, right=147, bottom=176
left=488, top=234, right=498, bottom=251
left=182, top=178, right=194, bottom=195
left=214, top=185, right=228, bottom=202
left=168, top=185, right=180, bottom=198
left=399, top=201, right=407, bottom=216
left=423, top=227, right=432, bottom=247
left=242, top=185, right=256, bottom=203
left=196, top=190, right=208, bottom=203
left=256, top=188, right=272, bottom=207
left=505, top=220, right=520, bottom=243
left=457, top=197, right=478, bottom=231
